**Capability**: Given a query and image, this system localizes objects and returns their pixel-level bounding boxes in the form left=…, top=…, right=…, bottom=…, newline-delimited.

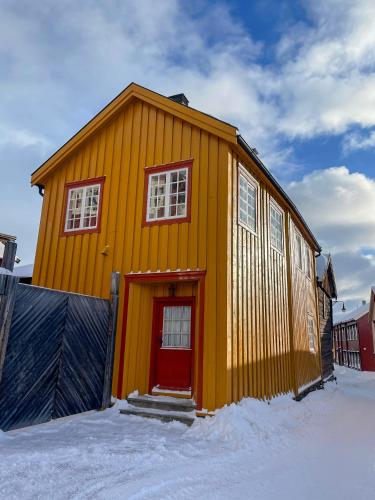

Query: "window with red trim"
left=143, top=160, right=192, bottom=225
left=62, top=177, right=105, bottom=235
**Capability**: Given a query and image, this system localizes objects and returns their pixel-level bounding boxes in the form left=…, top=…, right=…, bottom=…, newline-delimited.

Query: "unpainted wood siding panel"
left=289, top=220, right=321, bottom=390
left=318, top=288, right=334, bottom=379
left=32, top=100, right=230, bottom=411
left=228, top=151, right=292, bottom=402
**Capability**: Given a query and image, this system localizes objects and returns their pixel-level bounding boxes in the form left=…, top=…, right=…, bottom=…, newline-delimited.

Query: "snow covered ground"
left=1, top=366, right=375, bottom=499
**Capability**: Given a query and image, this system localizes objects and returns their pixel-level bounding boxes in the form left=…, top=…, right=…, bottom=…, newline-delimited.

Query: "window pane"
left=162, top=306, right=191, bottom=348
left=65, top=184, right=101, bottom=232
left=238, top=173, right=256, bottom=232
left=307, top=317, right=315, bottom=351
left=296, top=234, right=303, bottom=268
left=146, top=167, right=188, bottom=222
left=270, top=204, right=283, bottom=252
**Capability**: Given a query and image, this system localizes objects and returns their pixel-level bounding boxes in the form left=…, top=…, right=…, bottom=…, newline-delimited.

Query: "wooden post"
left=0, top=274, right=19, bottom=385
left=101, top=272, right=120, bottom=409
left=1, top=242, right=17, bottom=272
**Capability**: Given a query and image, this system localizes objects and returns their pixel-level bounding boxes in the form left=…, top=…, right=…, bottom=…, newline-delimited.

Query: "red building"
left=333, top=298, right=375, bottom=371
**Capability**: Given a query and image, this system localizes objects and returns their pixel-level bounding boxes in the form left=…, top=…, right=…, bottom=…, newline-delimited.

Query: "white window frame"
left=305, top=243, right=312, bottom=279
left=307, top=315, right=315, bottom=352
left=64, top=182, right=102, bottom=233
left=269, top=199, right=284, bottom=253
left=238, top=165, right=258, bottom=234
left=295, top=231, right=303, bottom=270
left=146, top=167, right=188, bottom=222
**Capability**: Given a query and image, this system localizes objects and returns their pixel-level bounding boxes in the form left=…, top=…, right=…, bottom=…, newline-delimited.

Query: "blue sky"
left=1, top=0, right=375, bottom=312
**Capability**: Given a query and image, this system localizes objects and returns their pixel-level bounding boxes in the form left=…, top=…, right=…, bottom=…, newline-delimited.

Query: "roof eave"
left=31, top=82, right=237, bottom=186
left=236, top=134, right=321, bottom=252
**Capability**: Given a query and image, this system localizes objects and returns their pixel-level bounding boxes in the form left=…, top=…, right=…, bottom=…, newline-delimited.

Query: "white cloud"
left=1, top=0, right=375, bottom=303
left=288, top=167, right=375, bottom=303
left=0, top=127, right=50, bottom=151
left=343, top=130, right=375, bottom=153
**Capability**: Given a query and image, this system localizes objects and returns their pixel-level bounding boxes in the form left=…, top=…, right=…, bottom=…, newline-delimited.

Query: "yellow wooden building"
left=31, top=83, right=322, bottom=412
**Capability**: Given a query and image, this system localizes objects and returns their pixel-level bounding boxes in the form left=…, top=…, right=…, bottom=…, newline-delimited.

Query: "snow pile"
left=0, top=429, right=10, bottom=442
left=1, top=367, right=375, bottom=500
left=189, top=393, right=314, bottom=451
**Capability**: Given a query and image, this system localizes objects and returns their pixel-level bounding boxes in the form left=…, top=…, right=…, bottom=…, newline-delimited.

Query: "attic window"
left=63, top=177, right=105, bottom=235
left=143, top=160, right=192, bottom=226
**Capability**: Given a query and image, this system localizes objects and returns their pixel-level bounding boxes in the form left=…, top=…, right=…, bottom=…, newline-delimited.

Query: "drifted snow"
left=1, top=367, right=375, bottom=499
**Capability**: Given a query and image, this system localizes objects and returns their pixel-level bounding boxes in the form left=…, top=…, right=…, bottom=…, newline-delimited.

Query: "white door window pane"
left=162, top=306, right=192, bottom=348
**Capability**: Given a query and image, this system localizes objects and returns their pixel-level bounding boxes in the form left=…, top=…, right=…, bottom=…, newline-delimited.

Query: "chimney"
left=362, top=300, right=366, bottom=306
left=168, top=93, right=189, bottom=106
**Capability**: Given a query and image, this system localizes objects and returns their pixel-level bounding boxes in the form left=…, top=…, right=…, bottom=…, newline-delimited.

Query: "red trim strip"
left=61, top=176, right=106, bottom=237
left=197, top=275, right=205, bottom=410
left=116, top=270, right=206, bottom=409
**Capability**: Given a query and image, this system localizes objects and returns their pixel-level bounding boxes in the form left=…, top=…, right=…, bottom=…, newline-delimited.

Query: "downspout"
left=36, top=184, right=45, bottom=197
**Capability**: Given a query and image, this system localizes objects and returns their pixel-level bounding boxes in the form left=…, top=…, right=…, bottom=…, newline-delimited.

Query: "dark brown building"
left=316, top=254, right=337, bottom=379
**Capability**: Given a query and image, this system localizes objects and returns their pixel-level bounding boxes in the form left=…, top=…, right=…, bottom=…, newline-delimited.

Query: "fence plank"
left=53, top=293, right=110, bottom=419
left=0, top=283, right=111, bottom=431
left=0, top=285, right=67, bottom=431
left=101, top=272, right=120, bottom=409
left=0, top=275, right=19, bottom=385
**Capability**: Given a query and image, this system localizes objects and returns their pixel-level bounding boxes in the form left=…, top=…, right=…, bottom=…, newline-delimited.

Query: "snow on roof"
left=0, top=267, right=14, bottom=275
left=13, top=263, right=33, bottom=278
left=334, top=302, right=369, bottom=325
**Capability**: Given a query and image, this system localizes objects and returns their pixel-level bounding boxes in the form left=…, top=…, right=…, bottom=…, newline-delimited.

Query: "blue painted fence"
left=0, top=282, right=113, bottom=431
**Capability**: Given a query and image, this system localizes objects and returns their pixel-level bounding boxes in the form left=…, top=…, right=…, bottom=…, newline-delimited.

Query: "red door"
left=150, top=297, right=195, bottom=391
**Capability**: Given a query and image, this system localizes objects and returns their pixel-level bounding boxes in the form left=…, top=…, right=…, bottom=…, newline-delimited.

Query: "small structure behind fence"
left=0, top=273, right=119, bottom=432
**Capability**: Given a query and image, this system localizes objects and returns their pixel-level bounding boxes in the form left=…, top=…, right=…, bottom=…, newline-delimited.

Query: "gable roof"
left=316, top=253, right=337, bottom=298
left=30, top=82, right=320, bottom=251
left=31, top=83, right=237, bottom=185
left=334, top=302, right=369, bottom=325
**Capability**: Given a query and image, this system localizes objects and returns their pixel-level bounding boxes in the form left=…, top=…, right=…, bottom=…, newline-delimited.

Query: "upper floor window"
left=238, top=167, right=257, bottom=233
left=305, top=244, right=311, bottom=278
left=295, top=232, right=303, bottom=269
left=307, top=315, right=315, bottom=352
left=63, top=177, right=105, bottom=235
left=270, top=201, right=284, bottom=252
left=143, top=160, right=192, bottom=225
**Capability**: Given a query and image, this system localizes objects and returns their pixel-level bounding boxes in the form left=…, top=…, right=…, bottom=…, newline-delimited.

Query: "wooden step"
left=120, top=406, right=195, bottom=426
left=151, top=387, right=192, bottom=399
left=127, top=394, right=195, bottom=413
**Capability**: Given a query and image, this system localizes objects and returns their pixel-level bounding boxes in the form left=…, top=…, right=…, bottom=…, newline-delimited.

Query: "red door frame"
left=116, top=270, right=206, bottom=409
left=149, top=296, right=196, bottom=392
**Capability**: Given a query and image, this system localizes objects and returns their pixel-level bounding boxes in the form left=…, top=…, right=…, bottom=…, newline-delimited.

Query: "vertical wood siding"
left=289, top=220, right=321, bottom=391
left=228, top=150, right=320, bottom=402
left=32, top=100, right=230, bottom=411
